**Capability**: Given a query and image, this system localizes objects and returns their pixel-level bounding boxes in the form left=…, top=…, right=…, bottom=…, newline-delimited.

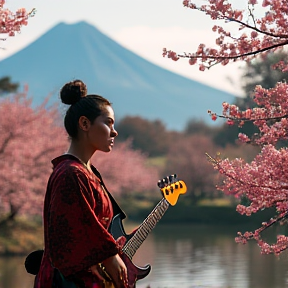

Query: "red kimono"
left=34, top=154, right=125, bottom=288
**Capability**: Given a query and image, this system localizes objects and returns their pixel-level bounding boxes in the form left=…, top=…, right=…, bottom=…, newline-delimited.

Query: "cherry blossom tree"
left=163, top=0, right=288, bottom=255
left=0, top=92, right=68, bottom=223
left=0, top=94, right=160, bottom=223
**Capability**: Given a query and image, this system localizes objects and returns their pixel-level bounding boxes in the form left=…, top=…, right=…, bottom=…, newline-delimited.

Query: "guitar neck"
left=122, top=198, right=170, bottom=259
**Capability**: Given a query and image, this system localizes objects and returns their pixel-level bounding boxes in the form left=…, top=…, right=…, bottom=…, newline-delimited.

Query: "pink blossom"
left=251, top=31, right=258, bottom=38
left=226, top=119, right=234, bottom=125
left=189, top=57, right=197, bottom=65
left=211, top=114, right=217, bottom=121
left=238, top=133, right=250, bottom=143
left=199, top=64, right=206, bottom=71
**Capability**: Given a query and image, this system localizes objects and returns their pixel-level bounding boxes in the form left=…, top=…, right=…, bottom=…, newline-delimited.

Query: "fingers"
left=111, top=267, right=128, bottom=288
left=89, top=265, right=105, bottom=281
left=119, top=268, right=128, bottom=288
left=101, top=254, right=128, bottom=288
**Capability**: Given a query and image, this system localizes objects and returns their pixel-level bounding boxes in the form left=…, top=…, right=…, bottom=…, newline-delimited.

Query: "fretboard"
left=122, top=198, right=170, bottom=259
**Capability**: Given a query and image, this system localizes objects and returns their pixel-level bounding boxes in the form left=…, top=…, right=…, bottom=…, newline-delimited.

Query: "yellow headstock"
left=157, top=174, right=187, bottom=206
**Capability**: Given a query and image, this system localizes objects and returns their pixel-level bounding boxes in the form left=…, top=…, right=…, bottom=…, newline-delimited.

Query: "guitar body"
left=108, top=213, right=152, bottom=288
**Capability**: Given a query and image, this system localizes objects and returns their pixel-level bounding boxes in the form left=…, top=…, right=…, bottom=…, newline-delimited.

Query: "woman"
left=34, top=80, right=128, bottom=288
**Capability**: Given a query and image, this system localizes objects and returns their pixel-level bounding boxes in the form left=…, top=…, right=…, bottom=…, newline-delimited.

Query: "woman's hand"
left=101, top=254, right=128, bottom=288
left=89, top=264, right=106, bottom=282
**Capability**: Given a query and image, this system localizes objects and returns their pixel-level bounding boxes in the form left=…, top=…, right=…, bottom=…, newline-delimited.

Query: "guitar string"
left=124, top=199, right=169, bottom=258
left=122, top=198, right=170, bottom=259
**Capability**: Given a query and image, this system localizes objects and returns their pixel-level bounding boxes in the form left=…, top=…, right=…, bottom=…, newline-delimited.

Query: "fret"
left=122, top=198, right=170, bottom=259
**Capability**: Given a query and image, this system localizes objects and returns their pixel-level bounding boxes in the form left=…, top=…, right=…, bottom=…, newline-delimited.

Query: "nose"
left=111, top=126, right=118, bottom=137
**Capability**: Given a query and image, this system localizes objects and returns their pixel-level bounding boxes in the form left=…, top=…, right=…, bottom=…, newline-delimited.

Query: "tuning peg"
left=157, top=179, right=165, bottom=189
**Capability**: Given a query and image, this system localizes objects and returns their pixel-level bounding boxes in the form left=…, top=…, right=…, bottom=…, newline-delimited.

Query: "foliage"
left=116, top=116, right=170, bottom=157
left=0, top=92, right=68, bottom=222
left=0, top=217, right=43, bottom=255
left=241, top=51, right=288, bottom=97
left=0, top=76, right=19, bottom=95
left=165, top=0, right=288, bottom=255
left=0, top=1, right=35, bottom=38
left=163, top=134, right=219, bottom=203
left=184, top=119, right=216, bottom=136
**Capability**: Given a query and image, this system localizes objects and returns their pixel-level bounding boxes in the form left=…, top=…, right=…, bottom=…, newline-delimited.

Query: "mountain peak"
left=53, top=20, right=100, bottom=31
left=0, top=22, right=236, bottom=130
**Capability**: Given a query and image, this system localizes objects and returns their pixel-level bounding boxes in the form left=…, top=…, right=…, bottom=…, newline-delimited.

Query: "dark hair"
left=60, top=80, right=112, bottom=139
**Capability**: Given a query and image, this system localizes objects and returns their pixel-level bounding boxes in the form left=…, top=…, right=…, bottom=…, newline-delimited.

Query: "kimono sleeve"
left=48, top=166, right=119, bottom=277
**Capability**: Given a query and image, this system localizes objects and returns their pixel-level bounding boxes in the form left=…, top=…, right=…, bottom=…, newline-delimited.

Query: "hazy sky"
left=2, top=0, right=251, bottom=95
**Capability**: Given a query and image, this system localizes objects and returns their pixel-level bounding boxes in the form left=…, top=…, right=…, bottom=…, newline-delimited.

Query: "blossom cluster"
left=163, top=0, right=288, bottom=71
left=208, top=143, right=288, bottom=254
left=209, top=82, right=288, bottom=145
left=0, top=0, right=35, bottom=37
left=235, top=212, right=288, bottom=255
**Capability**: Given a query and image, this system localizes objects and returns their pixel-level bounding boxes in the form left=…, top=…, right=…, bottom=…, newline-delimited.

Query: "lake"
left=1, top=224, right=288, bottom=288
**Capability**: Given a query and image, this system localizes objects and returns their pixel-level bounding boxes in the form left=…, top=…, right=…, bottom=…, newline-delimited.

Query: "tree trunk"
left=0, top=203, right=19, bottom=226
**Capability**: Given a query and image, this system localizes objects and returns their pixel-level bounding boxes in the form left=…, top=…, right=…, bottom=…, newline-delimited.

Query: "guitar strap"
left=90, top=165, right=126, bottom=222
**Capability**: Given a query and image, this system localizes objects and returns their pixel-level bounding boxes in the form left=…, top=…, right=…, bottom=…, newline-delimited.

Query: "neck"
left=67, top=141, right=94, bottom=170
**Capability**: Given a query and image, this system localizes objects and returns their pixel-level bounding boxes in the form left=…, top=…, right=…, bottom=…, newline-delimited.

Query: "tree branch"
left=178, top=40, right=288, bottom=61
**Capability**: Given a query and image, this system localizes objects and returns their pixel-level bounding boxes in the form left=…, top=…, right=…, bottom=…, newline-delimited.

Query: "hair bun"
left=60, top=80, right=87, bottom=105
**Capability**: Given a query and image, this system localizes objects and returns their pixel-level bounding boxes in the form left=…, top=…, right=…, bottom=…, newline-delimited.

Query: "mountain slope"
left=0, top=21, right=236, bottom=130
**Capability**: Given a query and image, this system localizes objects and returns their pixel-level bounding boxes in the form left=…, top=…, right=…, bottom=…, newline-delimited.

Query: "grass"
left=146, top=156, right=167, bottom=169
left=198, top=198, right=232, bottom=207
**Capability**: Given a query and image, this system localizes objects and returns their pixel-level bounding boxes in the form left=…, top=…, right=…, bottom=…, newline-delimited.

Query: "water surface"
left=1, top=224, right=288, bottom=288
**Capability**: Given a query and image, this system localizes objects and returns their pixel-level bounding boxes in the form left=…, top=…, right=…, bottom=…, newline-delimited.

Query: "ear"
left=78, top=116, right=91, bottom=131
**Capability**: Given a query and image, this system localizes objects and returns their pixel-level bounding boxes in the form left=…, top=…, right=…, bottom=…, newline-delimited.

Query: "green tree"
left=184, top=119, right=215, bottom=136
left=116, top=116, right=170, bottom=157
left=0, top=77, right=19, bottom=95
left=240, top=51, right=288, bottom=99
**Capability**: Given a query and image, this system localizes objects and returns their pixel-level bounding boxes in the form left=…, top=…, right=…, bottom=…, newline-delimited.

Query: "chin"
left=101, top=147, right=113, bottom=153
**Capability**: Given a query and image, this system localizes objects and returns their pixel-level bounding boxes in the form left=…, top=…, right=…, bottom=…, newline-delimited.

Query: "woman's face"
left=87, top=105, right=118, bottom=152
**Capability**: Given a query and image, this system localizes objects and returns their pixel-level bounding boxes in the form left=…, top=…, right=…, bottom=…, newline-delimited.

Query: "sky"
left=1, top=0, right=251, bottom=96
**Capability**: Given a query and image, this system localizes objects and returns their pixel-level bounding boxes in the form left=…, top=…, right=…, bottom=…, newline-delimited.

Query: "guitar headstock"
left=157, top=174, right=187, bottom=206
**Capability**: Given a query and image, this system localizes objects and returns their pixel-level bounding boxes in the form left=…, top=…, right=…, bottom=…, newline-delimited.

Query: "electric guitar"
left=102, top=174, right=187, bottom=288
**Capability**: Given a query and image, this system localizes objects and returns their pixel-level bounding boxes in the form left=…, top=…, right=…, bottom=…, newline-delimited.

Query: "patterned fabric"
left=34, top=154, right=125, bottom=288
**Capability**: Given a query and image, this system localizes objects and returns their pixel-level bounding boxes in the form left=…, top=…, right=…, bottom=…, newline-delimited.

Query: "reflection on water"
left=0, top=256, right=35, bottom=288
left=1, top=224, right=288, bottom=288
left=133, top=224, right=288, bottom=288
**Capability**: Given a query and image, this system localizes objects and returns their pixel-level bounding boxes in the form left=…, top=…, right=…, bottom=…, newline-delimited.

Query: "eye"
left=106, top=118, right=114, bottom=127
